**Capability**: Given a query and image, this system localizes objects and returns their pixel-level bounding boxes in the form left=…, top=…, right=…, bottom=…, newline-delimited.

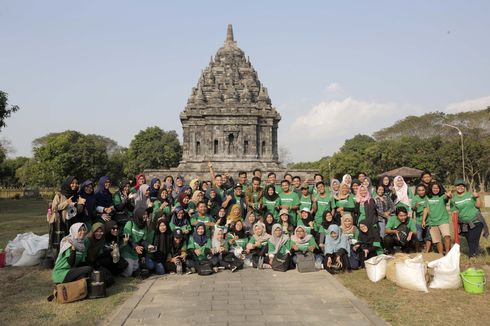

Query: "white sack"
left=427, top=243, right=462, bottom=289
left=395, top=254, right=428, bottom=292
left=365, top=254, right=392, bottom=283
left=5, top=232, right=49, bottom=267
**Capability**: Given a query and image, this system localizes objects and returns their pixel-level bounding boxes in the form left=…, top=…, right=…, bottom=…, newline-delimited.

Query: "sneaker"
left=262, top=263, right=271, bottom=269
left=231, top=265, right=238, bottom=273
left=186, top=268, right=193, bottom=275
left=213, top=266, right=219, bottom=273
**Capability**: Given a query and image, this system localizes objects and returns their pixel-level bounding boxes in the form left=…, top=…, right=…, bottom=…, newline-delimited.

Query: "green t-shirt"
left=313, top=193, right=335, bottom=226
left=299, top=194, right=312, bottom=212
left=227, top=233, right=249, bottom=250
left=262, top=197, right=281, bottom=221
left=385, top=216, right=417, bottom=233
left=190, top=214, right=213, bottom=236
left=169, top=218, right=192, bottom=233
left=267, top=239, right=292, bottom=255
left=297, top=218, right=313, bottom=234
left=121, top=220, right=149, bottom=260
left=152, top=200, right=171, bottom=222
left=248, top=235, right=269, bottom=248
left=335, top=195, right=356, bottom=211
left=411, top=195, right=428, bottom=224
left=187, top=237, right=211, bottom=261
left=292, top=237, right=318, bottom=253
left=52, top=247, right=87, bottom=283
left=279, top=191, right=300, bottom=225
left=426, top=195, right=449, bottom=226
left=450, top=192, right=479, bottom=223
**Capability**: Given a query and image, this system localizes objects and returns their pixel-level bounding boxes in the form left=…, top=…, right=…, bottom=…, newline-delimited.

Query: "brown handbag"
left=48, top=278, right=88, bottom=304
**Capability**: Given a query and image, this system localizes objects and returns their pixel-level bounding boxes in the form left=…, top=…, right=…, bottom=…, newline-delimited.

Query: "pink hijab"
left=356, top=185, right=371, bottom=204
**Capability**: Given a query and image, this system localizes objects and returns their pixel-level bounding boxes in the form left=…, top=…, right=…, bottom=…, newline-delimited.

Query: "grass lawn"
left=336, top=213, right=490, bottom=326
left=0, top=199, right=139, bottom=326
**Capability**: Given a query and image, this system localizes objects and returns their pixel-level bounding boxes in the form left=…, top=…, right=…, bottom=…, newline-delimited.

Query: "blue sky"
left=1, top=1, right=490, bottom=162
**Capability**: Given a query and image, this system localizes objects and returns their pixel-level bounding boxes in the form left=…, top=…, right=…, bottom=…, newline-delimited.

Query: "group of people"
left=48, top=164, right=488, bottom=285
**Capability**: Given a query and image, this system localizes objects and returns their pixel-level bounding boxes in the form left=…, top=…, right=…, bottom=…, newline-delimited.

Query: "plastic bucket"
left=0, top=251, right=6, bottom=268
left=460, top=268, right=486, bottom=294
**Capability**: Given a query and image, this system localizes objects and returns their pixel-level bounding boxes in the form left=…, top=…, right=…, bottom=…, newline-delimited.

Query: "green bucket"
left=460, top=268, right=486, bottom=294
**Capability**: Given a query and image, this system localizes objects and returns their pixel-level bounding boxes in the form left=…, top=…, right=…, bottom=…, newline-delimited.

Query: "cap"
left=454, top=179, right=466, bottom=187
left=234, top=183, right=242, bottom=189
left=279, top=208, right=289, bottom=216
left=173, top=229, right=184, bottom=239
left=301, top=207, right=310, bottom=213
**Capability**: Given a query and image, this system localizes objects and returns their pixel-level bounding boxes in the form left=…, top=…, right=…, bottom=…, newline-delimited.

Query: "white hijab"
left=393, top=175, right=410, bottom=206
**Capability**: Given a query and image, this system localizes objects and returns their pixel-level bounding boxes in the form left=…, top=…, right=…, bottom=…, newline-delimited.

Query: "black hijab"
left=231, top=221, right=246, bottom=239
left=192, top=222, right=208, bottom=246
left=264, top=213, right=274, bottom=235
left=105, top=220, right=119, bottom=244
left=321, top=210, right=340, bottom=230
left=155, top=219, right=172, bottom=257
left=358, top=223, right=381, bottom=245
left=61, top=176, right=79, bottom=200
left=95, top=175, right=113, bottom=208
left=263, top=185, right=279, bottom=201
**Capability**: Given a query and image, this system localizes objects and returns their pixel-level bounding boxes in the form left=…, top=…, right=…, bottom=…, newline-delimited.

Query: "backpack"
left=48, top=278, right=88, bottom=304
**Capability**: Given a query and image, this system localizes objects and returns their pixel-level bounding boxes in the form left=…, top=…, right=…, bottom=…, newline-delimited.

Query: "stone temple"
left=146, top=25, right=315, bottom=180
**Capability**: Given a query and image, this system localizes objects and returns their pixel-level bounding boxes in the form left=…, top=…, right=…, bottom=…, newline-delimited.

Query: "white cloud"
left=325, top=82, right=341, bottom=93
left=284, top=97, right=409, bottom=161
left=445, top=96, right=490, bottom=113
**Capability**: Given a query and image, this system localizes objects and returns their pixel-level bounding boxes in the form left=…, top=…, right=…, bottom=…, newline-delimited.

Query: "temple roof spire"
left=225, top=24, right=236, bottom=47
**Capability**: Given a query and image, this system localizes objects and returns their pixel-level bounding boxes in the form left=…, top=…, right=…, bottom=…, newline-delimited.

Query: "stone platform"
left=105, top=269, right=387, bottom=326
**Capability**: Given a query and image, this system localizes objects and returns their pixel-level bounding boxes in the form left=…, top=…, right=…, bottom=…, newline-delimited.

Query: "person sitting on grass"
left=350, top=222, right=382, bottom=269
left=384, top=206, right=417, bottom=254
left=52, top=222, right=93, bottom=284
left=120, top=208, right=151, bottom=278
left=85, top=222, right=116, bottom=286
left=323, top=224, right=351, bottom=274
left=102, top=220, right=129, bottom=276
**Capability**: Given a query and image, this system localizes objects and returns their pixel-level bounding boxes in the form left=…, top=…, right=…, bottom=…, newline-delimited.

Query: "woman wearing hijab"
left=52, top=223, right=93, bottom=283
left=169, top=207, right=192, bottom=238
left=334, top=183, right=358, bottom=224
left=392, top=175, right=412, bottom=214
left=188, top=190, right=204, bottom=213
left=134, top=184, right=152, bottom=213
left=341, top=174, right=352, bottom=189
left=48, top=176, right=85, bottom=257
left=262, top=185, right=281, bottom=222
left=165, top=229, right=188, bottom=274
left=323, top=224, right=350, bottom=274
left=150, top=219, right=172, bottom=275
left=243, top=211, right=258, bottom=237
left=205, top=188, right=222, bottom=219
left=378, top=175, right=392, bottom=198
left=85, top=222, right=116, bottom=286
left=212, top=227, right=242, bottom=272
left=267, top=224, right=292, bottom=270
left=113, top=179, right=134, bottom=227
left=149, top=178, right=161, bottom=202
left=78, top=180, right=96, bottom=228
left=227, top=220, right=249, bottom=257
left=120, top=208, right=151, bottom=277
left=246, top=222, right=271, bottom=268
left=226, top=204, right=242, bottom=225
left=318, top=211, right=340, bottom=248
left=176, top=192, right=191, bottom=214
left=356, top=185, right=378, bottom=229
left=100, top=220, right=129, bottom=276
left=330, top=179, right=341, bottom=199
left=351, top=222, right=382, bottom=269
left=264, top=212, right=275, bottom=235
left=152, top=188, right=173, bottom=223
left=291, top=225, right=322, bottom=268
left=297, top=207, right=315, bottom=235
left=95, top=176, right=115, bottom=223
left=134, top=173, right=146, bottom=192
left=187, top=222, right=212, bottom=272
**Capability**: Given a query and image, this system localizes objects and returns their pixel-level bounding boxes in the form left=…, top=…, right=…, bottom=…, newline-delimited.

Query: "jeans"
left=416, top=224, right=431, bottom=243
left=145, top=257, right=165, bottom=275
left=378, top=219, right=386, bottom=238
left=464, top=222, right=484, bottom=257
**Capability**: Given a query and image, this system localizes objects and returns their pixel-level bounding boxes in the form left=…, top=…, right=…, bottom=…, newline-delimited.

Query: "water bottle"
left=112, top=243, right=120, bottom=263
left=176, top=259, right=183, bottom=275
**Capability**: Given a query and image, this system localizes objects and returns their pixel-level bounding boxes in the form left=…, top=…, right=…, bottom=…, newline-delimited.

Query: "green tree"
left=23, top=131, right=115, bottom=186
left=0, top=91, right=19, bottom=131
left=126, top=127, right=182, bottom=174
left=0, top=157, right=29, bottom=186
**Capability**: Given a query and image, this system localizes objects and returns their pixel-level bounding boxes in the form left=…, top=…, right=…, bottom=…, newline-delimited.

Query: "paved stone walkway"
left=106, top=269, right=387, bottom=326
